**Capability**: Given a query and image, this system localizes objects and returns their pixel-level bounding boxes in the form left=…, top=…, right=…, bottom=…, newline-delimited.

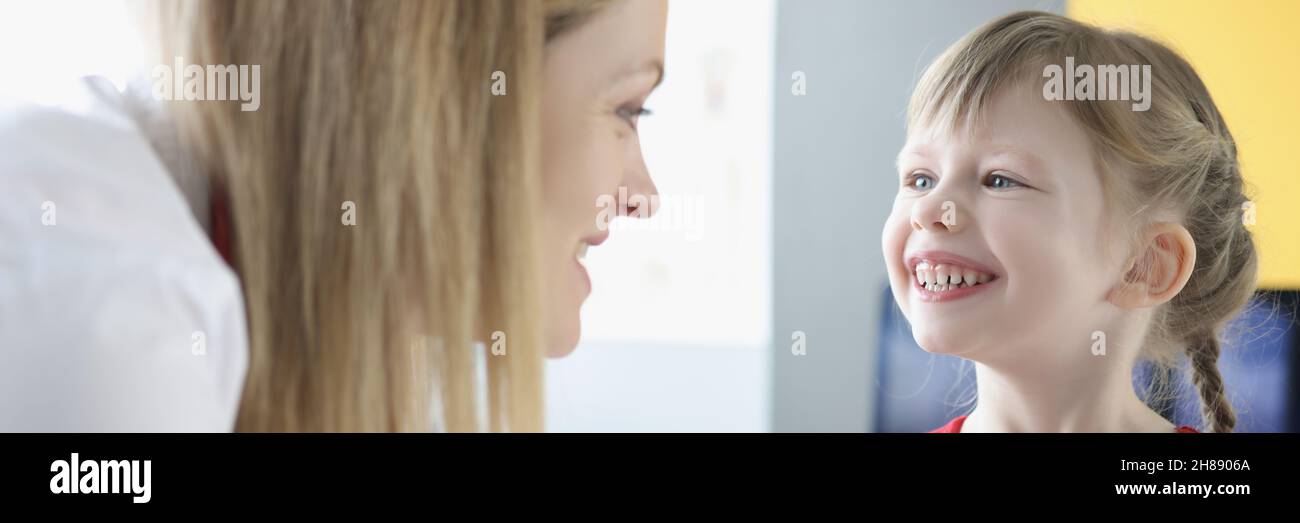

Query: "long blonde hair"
left=909, top=11, right=1257, bottom=432
left=140, top=0, right=615, bottom=432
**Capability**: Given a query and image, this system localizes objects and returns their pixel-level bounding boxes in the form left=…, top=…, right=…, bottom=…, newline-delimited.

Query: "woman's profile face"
left=540, top=0, right=668, bottom=357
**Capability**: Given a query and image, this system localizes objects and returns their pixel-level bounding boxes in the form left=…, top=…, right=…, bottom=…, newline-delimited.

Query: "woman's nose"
left=622, top=141, right=659, bottom=219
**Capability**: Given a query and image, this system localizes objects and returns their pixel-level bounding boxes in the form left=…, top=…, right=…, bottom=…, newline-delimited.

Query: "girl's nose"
left=910, top=194, right=964, bottom=234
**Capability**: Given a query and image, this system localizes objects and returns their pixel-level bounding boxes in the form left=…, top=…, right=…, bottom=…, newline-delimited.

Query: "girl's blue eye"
left=907, top=173, right=935, bottom=191
left=985, top=173, right=1022, bottom=190
left=617, top=106, right=651, bottom=129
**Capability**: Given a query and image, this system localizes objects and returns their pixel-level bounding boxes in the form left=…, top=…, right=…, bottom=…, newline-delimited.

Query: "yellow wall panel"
left=1069, top=0, right=1300, bottom=289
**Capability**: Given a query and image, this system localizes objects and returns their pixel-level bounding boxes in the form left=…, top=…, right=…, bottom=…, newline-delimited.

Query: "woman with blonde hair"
left=0, top=0, right=667, bottom=432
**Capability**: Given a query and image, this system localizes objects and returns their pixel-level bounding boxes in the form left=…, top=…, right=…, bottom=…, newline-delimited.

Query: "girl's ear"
left=1107, top=222, right=1197, bottom=309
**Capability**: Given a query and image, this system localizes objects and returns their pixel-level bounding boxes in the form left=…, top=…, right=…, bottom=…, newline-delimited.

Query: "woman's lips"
left=582, top=230, right=610, bottom=247
left=573, top=231, right=607, bottom=297
left=574, top=256, right=591, bottom=296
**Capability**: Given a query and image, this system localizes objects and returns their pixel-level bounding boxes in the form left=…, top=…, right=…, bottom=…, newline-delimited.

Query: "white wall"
left=0, top=0, right=145, bottom=106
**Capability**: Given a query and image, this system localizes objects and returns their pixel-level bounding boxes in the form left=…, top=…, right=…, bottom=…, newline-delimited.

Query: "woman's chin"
left=547, top=321, right=582, bottom=358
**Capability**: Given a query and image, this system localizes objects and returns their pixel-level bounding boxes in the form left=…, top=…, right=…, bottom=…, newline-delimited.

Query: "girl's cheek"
left=882, top=206, right=911, bottom=277
left=881, top=206, right=904, bottom=250
left=989, top=211, right=1073, bottom=303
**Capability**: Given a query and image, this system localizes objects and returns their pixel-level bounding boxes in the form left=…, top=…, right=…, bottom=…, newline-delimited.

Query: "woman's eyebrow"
left=608, top=58, right=665, bottom=89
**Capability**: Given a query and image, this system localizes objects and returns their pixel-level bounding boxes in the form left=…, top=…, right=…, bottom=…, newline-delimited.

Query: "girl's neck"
left=961, top=358, right=1175, bottom=433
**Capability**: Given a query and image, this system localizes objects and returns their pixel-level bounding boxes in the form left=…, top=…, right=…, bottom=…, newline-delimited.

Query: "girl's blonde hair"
left=909, top=11, right=1257, bottom=432
left=139, top=0, right=617, bottom=432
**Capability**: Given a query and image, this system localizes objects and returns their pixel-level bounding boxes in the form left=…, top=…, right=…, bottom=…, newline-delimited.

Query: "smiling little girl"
left=883, top=11, right=1256, bottom=433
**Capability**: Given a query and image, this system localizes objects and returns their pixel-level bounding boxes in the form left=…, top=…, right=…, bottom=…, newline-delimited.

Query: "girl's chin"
left=913, top=336, right=953, bottom=355
left=910, top=325, right=984, bottom=356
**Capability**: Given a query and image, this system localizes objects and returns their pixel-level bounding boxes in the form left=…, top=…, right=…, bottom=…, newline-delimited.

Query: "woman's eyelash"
left=617, top=105, right=652, bottom=128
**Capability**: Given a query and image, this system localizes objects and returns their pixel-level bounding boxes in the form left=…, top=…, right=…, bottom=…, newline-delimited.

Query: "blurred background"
left=3, top=0, right=1296, bottom=432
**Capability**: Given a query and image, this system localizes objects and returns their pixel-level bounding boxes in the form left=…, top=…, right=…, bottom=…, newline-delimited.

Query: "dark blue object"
left=873, top=287, right=1298, bottom=433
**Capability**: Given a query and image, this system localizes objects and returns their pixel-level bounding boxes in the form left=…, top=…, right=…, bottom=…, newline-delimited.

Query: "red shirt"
left=929, top=415, right=1199, bottom=433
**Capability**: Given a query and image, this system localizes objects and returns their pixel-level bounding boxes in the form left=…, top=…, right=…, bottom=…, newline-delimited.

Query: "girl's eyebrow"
left=895, top=145, right=933, bottom=170
left=984, top=146, right=1046, bottom=172
left=894, top=144, right=1047, bottom=174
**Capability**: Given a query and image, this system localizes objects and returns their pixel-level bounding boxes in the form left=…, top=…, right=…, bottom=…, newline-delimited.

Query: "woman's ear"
left=1108, top=222, right=1197, bottom=309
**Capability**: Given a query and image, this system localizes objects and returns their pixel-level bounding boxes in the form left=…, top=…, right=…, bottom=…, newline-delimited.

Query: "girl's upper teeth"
left=914, top=261, right=992, bottom=290
left=576, top=242, right=589, bottom=261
